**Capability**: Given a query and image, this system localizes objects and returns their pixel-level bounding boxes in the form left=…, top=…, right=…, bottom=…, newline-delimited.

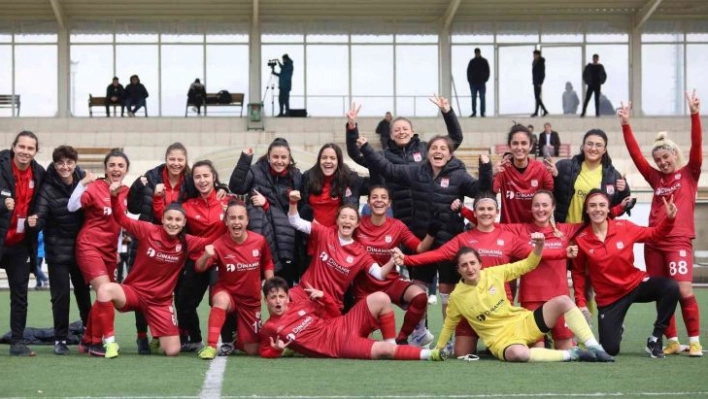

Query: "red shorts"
left=327, top=299, right=378, bottom=359
left=521, top=301, right=574, bottom=341
left=353, top=279, right=415, bottom=308
left=118, top=285, right=178, bottom=337
left=645, top=238, right=694, bottom=282
left=212, top=288, right=261, bottom=346
left=455, top=318, right=478, bottom=338
left=77, top=250, right=117, bottom=284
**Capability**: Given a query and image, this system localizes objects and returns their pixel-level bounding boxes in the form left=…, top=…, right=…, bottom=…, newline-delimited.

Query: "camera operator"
left=270, top=54, right=294, bottom=117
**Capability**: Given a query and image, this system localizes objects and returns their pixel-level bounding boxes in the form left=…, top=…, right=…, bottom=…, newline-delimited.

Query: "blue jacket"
left=37, top=231, right=45, bottom=258
left=276, top=60, right=294, bottom=91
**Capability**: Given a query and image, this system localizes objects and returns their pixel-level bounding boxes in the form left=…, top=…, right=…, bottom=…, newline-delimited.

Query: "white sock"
left=667, top=337, right=679, bottom=342
left=649, top=336, right=658, bottom=343
left=420, top=349, right=431, bottom=360
left=689, top=336, right=700, bottom=344
left=385, top=338, right=396, bottom=344
left=562, top=350, right=572, bottom=361
left=583, top=338, right=601, bottom=349
left=104, top=336, right=115, bottom=344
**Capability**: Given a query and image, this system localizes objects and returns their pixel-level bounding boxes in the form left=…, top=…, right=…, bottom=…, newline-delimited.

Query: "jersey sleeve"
left=622, top=123, right=656, bottom=183
left=258, top=321, right=284, bottom=358
left=541, top=165, right=554, bottom=190
left=634, top=216, right=675, bottom=245
left=501, top=252, right=541, bottom=282
left=260, top=237, right=275, bottom=272
left=460, top=206, right=475, bottom=223
left=435, top=294, right=462, bottom=350
left=570, top=249, right=588, bottom=308
left=186, top=235, right=211, bottom=256
left=111, top=195, right=151, bottom=240
left=688, top=112, right=703, bottom=174
left=405, top=237, right=460, bottom=267
left=314, top=292, right=342, bottom=319
left=398, top=221, right=422, bottom=252
left=153, top=195, right=167, bottom=221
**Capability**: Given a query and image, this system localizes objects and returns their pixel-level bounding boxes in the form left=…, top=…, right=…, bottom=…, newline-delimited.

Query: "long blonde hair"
left=652, top=132, right=685, bottom=169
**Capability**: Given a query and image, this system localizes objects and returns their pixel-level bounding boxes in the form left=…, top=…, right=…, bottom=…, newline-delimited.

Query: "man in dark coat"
left=538, top=123, right=562, bottom=158
left=124, top=74, right=149, bottom=117
left=105, top=77, right=125, bottom=117
left=581, top=54, right=608, bottom=118
left=466, top=48, right=490, bottom=117
left=531, top=50, right=548, bottom=117
left=375, top=112, right=392, bottom=149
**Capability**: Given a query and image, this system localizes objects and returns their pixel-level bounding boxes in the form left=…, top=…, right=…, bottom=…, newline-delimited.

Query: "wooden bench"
left=186, top=93, right=244, bottom=117
left=89, top=95, right=147, bottom=117
left=75, top=147, right=123, bottom=173
left=0, top=95, right=21, bottom=116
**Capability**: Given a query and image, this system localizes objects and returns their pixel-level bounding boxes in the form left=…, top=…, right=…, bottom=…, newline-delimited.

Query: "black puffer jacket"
left=0, top=150, right=45, bottom=265
left=361, top=143, right=492, bottom=245
left=553, top=155, right=631, bottom=223
left=127, top=164, right=197, bottom=224
left=346, top=109, right=464, bottom=227
left=29, top=163, right=85, bottom=265
left=229, top=153, right=303, bottom=273
left=299, top=168, right=365, bottom=222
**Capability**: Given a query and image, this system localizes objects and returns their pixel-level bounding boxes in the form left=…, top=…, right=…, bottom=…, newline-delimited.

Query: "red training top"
left=493, top=159, right=554, bottom=223
left=151, top=168, right=184, bottom=219
left=76, top=180, right=128, bottom=263
left=5, top=162, right=34, bottom=246
left=177, top=190, right=229, bottom=261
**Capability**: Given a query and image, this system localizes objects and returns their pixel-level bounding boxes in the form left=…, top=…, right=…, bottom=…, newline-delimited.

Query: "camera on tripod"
left=267, top=59, right=278, bottom=68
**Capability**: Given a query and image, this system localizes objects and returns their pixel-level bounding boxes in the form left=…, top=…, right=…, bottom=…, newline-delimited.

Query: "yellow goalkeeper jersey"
left=435, top=253, right=541, bottom=350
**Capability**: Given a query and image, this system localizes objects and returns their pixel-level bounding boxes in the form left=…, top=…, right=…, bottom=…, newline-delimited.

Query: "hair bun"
left=655, top=131, right=668, bottom=141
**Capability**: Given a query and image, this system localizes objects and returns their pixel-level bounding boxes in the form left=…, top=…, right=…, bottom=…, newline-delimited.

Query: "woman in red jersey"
left=619, top=91, right=703, bottom=356
left=68, top=148, right=129, bottom=356
left=160, top=160, right=232, bottom=352
left=288, top=190, right=394, bottom=312
left=352, top=185, right=435, bottom=346
left=195, top=201, right=274, bottom=359
left=571, top=189, right=679, bottom=358
left=89, top=182, right=209, bottom=358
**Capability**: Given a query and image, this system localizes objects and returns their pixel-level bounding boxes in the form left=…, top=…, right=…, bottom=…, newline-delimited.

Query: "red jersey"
left=76, top=180, right=128, bottom=262
left=308, top=176, right=339, bottom=227
left=208, top=232, right=274, bottom=307
left=622, top=113, right=702, bottom=239
left=572, top=217, right=675, bottom=308
left=259, top=293, right=342, bottom=358
left=300, top=223, right=377, bottom=309
left=112, top=196, right=208, bottom=304
left=352, top=216, right=420, bottom=297
left=493, top=159, right=554, bottom=223
left=181, top=191, right=229, bottom=260
left=151, top=169, right=184, bottom=218
left=5, top=162, right=34, bottom=246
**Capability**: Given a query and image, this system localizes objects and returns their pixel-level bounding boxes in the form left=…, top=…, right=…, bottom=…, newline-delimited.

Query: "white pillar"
left=439, top=29, right=452, bottom=100
left=629, top=28, right=642, bottom=116
left=249, top=6, right=262, bottom=107
left=57, top=29, right=71, bottom=117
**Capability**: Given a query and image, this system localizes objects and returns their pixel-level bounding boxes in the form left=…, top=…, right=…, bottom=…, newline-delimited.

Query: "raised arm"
left=686, top=90, right=703, bottom=172
left=637, top=196, right=677, bottom=244
left=127, top=175, right=148, bottom=215
left=619, top=102, right=654, bottom=180
left=287, top=190, right=312, bottom=235
left=229, top=148, right=255, bottom=194
left=359, top=139, right=413, bottom=184
left=344, top=103, right=368, bottom=167
left=67, top=173, right=97, bottom=212
left=501, top=232, right=544, bottom=282
left=461, top=156, right=492, bottom=196
left=430, top=95, right=463, bottom=150
left=110, top=182, right=150, bottom=240
left=435, top=297, right=462, bottom=350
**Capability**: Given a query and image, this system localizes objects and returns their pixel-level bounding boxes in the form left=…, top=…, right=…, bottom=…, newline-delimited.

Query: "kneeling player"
left=435, top=233, right=614, bottom=363
left=196, top=201, right=274, bottom=359
left=260, top=277, right=446, bottom=361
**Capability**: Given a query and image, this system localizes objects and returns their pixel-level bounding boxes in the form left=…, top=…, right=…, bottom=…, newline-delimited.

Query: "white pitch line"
left=199, top=349, right=228, bottom=399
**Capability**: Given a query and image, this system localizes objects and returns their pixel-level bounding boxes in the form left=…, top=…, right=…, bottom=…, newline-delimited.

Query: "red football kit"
left=76, top=180, right=128, bottom=283
left=151, top=168, right=184, bottom=219
left=179, top=191, right=229, bottom=260
left=352, top=216, right=420, bottom=303
left=493, top=159, right=554, bottom=223
left=5, top=162, right=33, bottom=246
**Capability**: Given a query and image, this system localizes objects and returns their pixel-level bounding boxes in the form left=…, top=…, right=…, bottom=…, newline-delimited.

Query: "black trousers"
left=1, top=245, right=31, bottom=344
left=533, top=85, right=547, bottom=114
left=597, top=277, right=679, bottom=356
left=278, top=89, right=291, bottom=116
left=47, top=262, right=92, bottom=340
left=175, top=259, right=213, bottom=343
left=104, top=98, right=125, bottom=116
left=582, top=86, right=601, bottom=116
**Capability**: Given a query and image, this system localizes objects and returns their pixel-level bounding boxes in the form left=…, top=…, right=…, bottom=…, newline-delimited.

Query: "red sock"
left=394, top=345, right=422, bottom=360
left=137, top=332, right=148, bottom=339
left=207, top=308, right=226, bottom=348
left=96, top=301, right=115, bottom=340
left=680, top=296, right=701, bottom=337
left=665, top=315, right=678, bottom=339
left=397, top=293, right=427, bottom=341
left=379, top=312, right=396, bottom=341
left=87, top=302, right=103, bottom=344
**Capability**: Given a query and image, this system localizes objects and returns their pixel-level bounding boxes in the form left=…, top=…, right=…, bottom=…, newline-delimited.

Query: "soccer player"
left=287, top=190, right=395, bottom=312
left=195, top=201, right=275, bottom=359
left=259, top=276, right=446, bottom=361
left=571, top=189, right=680, bottom=358
left=619, top=91, right=703, bottom=357
left=352, top=185, right=436, bottom=346
left=435, top=234, right=614, bottom=363
left=89, top=182, right=209, bottom=358
left=68, top=148, right=130, bottom=356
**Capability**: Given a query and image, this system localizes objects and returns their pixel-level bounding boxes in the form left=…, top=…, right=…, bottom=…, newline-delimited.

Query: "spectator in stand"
left=105, top=77, right=125, bottom=117
left=531, top=50, right=548, bottom=117
left=187, top=79, right=207, bottom=115
left=581, top=54, right=607, bottom=118
left=0, top=131, right=45, bottom=356
left=466, top=48, right=490, bottom=117
left=272, top=54, right=294, bottom=117
left=376, top=112, right=393, bottom=150
left=527, top=125, right=539, bottom=158
left=599, top=95, right=615, bottom=116
left=34, top=231, right=49, bottom=290
left=562, top=82, right=580, bottom=115
left=124, top=74, right=149, bottom=117
left=538, top=123, right=561, bottom=158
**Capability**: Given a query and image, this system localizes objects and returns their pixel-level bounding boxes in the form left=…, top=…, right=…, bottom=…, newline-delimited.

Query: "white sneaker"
left=409, top=328, right=434, bottom=348
left=428, top=295, right=437, bottom=305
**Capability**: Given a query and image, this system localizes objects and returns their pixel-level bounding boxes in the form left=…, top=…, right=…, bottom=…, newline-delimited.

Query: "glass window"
left=352, top=45, right=393, bottom=96
left=70, top=34, right=113, bottom=43
left=498, top=45, right=535, bottom=115
left=642, top=33, right=683, bottom=43
left=207, top=34, right=248, bottom=43
left=262, top=35, right=304, bottom=43
left=585, top=33, right=628, bottom=43
left=161, top=45, right=204, bottom=116
left=585, top=44, right=628, bottom=114
left=206, top=45, right=249, bottom=114
left=541, top=34, right=583, bottom=43
left=395, top=45, right=438, bottom=116
left=541, top=46, right=582, bottom=115
left=642, top=44, right=684, bottom=115
left=116, top=45, right=159, bottom=115
left=351, top=35, right=393, bottom=43
left=451, top=45, right=495, bottom=116
left=306, top=35, right=347, bottom=43
left=0, top=45, right=13, bottom=116
left=0, top=35, right=10, bottom=43
left=15, top=45, right=58, bottom=116
left=687, top=33, right=708, bottom=42
left=306, top=45, right=348, bottom=116
left=261, top=45, right=304, bottom=115
left=161, top=34, right=204, bottom=43
left=451, top=35, right=494, bottom=44
left=15, top=34, right=57, bottom=43
left=496, top=34, right=538, bottom=44
left=116, top=34, right=158, bottom=43
left=396, top=35, right=438, bottom=44
left=686, top=45, right=708, bottom=107
left=70, top=45, right=114, bottom=117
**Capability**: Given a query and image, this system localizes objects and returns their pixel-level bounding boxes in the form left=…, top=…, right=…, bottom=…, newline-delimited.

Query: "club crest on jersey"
left=346, top=256, right=354, bottom=263
left=441, top=178, right=450, bottom=188
left=219, top=213, right=224, bottom=221
left=606, top=184, right=615, bottom=195
left=29, top=180, right=34, bottom=189
left=103, top=206, right=112, bottom=216
left=589, top=248, right=594, bottom=254
left=253, top=249, right=260, bottom=257
left=384, top=235, right=392, bottom=243
left=680, top=250, right=686, bottom=257
left=176, top=244, right=182, bottom=252
left=297, top=310, right=306, bottom=317
left=531, top=179, right=538, bottom=188
left=616, top=241, right=624, bottom=249
left=497, top=239, right=505, bottom=246
left=146, top=248, right=156, bottom=257
left=413, top=152, right=422, bottom=162
left=675, top=173, right=681, bottom=180
left=195, top=215, right=201, bottom=220
left=489, top=286, right=497, bottom=295
left=505, top=191, right=515, bottom=199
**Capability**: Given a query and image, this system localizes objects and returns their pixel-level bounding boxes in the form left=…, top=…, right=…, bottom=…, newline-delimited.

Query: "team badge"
left=253, top=249, right=260, bottom=257
left=606, top=184, right=615, bottom=195
left=441, top=178, right=450, bottom=188
left=616, top=241, right=624, bottom=249
left=196, top=215, right=201, bottom=220
left=489, top=286, right=497, bottom=295
left=346, top=256, right=354, bottom=263
left=345, top=187, right=352, bottom=197
left=176, top=244, right=182, bottom=252
left=29, top=180, right=34, bottom=189
left=531, top=179, right=538, bottom=188
left=413, top=152, right=422, bottom=162
left=680, top=250, right=686, bottom=257
left=297, top=310, right=306, bottom=317
left=384, top=235, right=392, bottom=243
left=589, top=248, right=594, bottom=254
left=506, top=191, right=515, bottom=199
left=675, top=173, right=681, bottom=180
left=219, top=213, right=224, bottom=221
left=497, top=239, right=504, bottom=246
